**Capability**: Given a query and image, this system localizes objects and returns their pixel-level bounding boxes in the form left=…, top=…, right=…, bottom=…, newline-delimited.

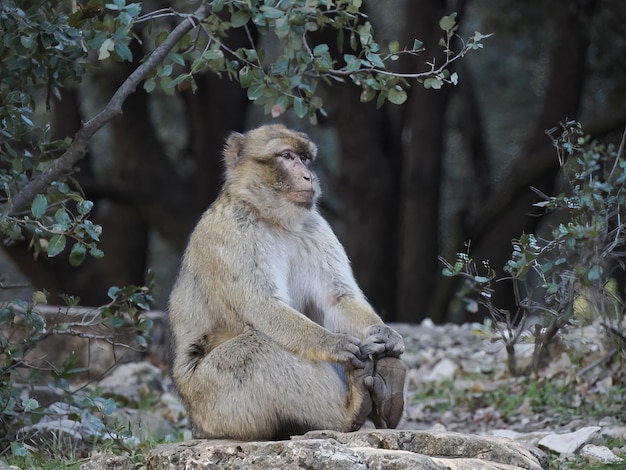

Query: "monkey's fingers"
left=349, top=355, right=366, bottom=369
left=360, top=340, right=385, bottom=357
left=330, top=334, right=366, bottom=368
left=385, top=340, right=405, bottom=358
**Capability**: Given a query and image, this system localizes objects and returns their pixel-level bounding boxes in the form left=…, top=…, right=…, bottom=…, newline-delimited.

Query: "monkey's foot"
left=349, top=357, right=375, bottom=430
left=365, top=357, right=407, bottom=429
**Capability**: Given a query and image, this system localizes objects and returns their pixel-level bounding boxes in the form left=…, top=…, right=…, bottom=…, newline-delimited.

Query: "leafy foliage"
left=0, top=274, right=155, bottom=456
left=0, top=0, right=142, bottom=265
left=0, top=0, right=489, bottom=267
left=143, top=1, right=489, bottom=119
left=442, top=121, right=626, bottom=377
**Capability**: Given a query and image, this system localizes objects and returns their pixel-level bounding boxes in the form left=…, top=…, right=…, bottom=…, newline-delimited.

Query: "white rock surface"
left=537, top=426, right=601, bottom=455
left=425, top=357, right=458, bottom=382
left=147, top=430, right=548, bottom=470
left=580, top=444, right=624, bottom=464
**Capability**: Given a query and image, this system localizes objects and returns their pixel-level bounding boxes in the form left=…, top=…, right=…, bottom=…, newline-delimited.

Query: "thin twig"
left=576, top=348, right=618, bottom=378
left=608, top=126, right=626, bottom=182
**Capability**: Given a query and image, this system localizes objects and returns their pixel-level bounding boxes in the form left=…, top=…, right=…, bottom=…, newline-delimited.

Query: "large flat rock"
left=147, top=429, right=548, bottom=470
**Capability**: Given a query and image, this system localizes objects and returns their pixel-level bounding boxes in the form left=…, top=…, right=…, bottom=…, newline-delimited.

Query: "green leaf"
left=98, top=38, right=115, bottom=60
left=424, top=77, right=443, bottom=89
left=231, top=9, right=251, bottom=28
left=31, top=194, right=48, bottom=219
left=11, top=442, right=28, bottom=457
left=212, top=0, right=224, bottom=12
left=69, top=243, right=87, bottom=266
left=77, top=200, right=94, bottom=215
left=108, top=286, right=120, bottom=300
left=144, top=77, right=156, bottom=93
left=413, top=39, right=423, bottom=50
left=247, top=82, right=265, bottom=100
left=47, top=235, right=67, bottom=257
left=365, top=51, right=384, bottom=68
left=90, top=246, right=105, bottom=258
left=587, top=265, right=603, bottom=282
left=114, top=40, right=133, bottom=62
left=136, top=335, right=149, bottom=348
left=360, top=87, right=376, bottom=103
left=239, top=66, right=254, bottom=88
left=260, top=6, right=284, bottom=19
left=293, top=97, right=307, bottom=118
left=439, top=12, right=457, bottom=32
left=22, top=398, right=39, bottom=412
left=54, top=207, right=72, bottom=229
left=387, top=86, right=407, bottom=104
left=313, top=44, right=329, bottom=56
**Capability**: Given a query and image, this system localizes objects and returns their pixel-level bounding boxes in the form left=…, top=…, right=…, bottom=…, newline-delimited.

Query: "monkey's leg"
left=180, top=328, right=372, bottom=441
left=365, top=356, right=407, bottom=429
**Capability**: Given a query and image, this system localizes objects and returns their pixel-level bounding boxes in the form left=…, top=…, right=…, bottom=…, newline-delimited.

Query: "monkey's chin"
left=288, top=191, right=316, bottom=209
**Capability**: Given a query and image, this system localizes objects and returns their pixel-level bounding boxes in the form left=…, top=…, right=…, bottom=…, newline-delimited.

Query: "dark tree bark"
left=467, top=0, right=598, bottom=313
left=395, top=0, right=457, bottom=323
left=323, top=86, right=401, bottom=319
left=181, top=28, right=254, bottom=209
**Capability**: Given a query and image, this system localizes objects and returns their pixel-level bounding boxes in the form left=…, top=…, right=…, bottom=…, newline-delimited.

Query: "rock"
left=537, top=426, right=601, bottom=455
left=0, top=460, right=20, bottom=470
left=98, top=362, right=164, bottom=405
left=580, top=444, right=624, bottom=464
left=112, top=408, right=177, bottom=441
left=79, top=451, right=138, bottom=470
left=148, top=438, right=368, bottom=470
left=487, top=429, right=550, bottom=447
left=424, top=358, right=458, bottom=382
left=300, top=430, right=548, bottom=469
left=148, top=430, right=548, bottom=470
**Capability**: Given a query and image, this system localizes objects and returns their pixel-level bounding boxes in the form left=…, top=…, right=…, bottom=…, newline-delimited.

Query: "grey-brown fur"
left=168, top=125, right=406, bottom=440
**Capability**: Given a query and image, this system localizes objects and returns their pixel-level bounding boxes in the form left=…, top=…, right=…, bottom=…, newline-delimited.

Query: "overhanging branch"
left=0, top=1, right=211, bottom=216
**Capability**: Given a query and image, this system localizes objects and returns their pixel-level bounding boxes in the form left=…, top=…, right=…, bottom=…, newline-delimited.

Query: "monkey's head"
left=222, top=125, right=321, bottom=224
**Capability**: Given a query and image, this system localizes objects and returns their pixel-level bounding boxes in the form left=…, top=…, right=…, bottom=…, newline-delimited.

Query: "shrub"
left=442, top=121, right=626, bottom=377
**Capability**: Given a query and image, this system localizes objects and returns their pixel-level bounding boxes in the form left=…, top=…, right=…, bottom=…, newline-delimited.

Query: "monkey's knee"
left=366, top=357, right=407, bottom=429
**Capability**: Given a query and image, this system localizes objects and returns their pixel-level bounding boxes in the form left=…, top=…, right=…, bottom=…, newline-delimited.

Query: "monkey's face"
left=269, top=146, right=318, bottom=209
left=225, top=125, right=321, bottom=212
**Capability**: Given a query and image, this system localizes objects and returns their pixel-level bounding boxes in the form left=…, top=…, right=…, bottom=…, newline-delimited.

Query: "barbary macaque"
left=168, top=124, right=406, bottom=440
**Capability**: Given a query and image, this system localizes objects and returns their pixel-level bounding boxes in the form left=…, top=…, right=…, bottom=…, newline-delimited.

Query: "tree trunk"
left=467, top=0, right=598, bottom=314
left=395, top=0, right=454, bottom=323
left=323, top=86, right=401, bottom=319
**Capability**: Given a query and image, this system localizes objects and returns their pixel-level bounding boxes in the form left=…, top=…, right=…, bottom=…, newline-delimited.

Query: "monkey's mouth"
left=288, top=190, right=316, bottom=207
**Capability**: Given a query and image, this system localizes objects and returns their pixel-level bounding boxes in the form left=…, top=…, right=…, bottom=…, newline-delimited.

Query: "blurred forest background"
left=2, top=0, right=625, bottom=324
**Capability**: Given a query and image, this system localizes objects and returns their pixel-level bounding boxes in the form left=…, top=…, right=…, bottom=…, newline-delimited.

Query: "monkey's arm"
left=248, top=297, right=366, bottom=367
left=187, top=223, right=365, bottom=367
left=308, top=214, right=405, bottom=358
left=333, top=296, right=405, bottom=358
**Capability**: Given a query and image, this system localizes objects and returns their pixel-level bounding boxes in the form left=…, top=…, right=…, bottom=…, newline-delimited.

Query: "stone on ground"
left=147, top=429, right=548, bottom=470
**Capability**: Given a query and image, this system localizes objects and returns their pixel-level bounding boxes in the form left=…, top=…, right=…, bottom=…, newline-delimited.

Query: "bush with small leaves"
left=442, top=121, right=626, bottom=377
left=0, top=275, right=154, bottom=457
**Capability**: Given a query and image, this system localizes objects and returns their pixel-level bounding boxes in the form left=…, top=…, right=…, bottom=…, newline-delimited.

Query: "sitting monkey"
left=168, top=124, right=406, bottom=440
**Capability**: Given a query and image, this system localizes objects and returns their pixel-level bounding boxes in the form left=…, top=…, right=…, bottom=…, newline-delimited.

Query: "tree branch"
left=0, top=1, right=212, bottom=216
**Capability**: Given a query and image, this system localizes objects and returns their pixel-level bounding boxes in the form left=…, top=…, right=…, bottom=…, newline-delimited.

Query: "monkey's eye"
left=278, top=151, right=295, bottom=160
left=300, top=153, right=311, bottom=163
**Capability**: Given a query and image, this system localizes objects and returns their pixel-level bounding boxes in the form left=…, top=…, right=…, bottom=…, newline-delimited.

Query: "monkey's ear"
left=223, top=132, right=245, bottom=169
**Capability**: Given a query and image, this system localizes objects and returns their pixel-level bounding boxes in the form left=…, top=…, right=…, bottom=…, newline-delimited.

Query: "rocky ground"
left=5, top=315, right=626, bottom=469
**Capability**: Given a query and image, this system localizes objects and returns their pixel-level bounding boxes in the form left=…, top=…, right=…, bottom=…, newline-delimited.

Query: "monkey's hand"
left=361, top=324, right=405, bottom=358
left=324, top=333, right=366, bottom=369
